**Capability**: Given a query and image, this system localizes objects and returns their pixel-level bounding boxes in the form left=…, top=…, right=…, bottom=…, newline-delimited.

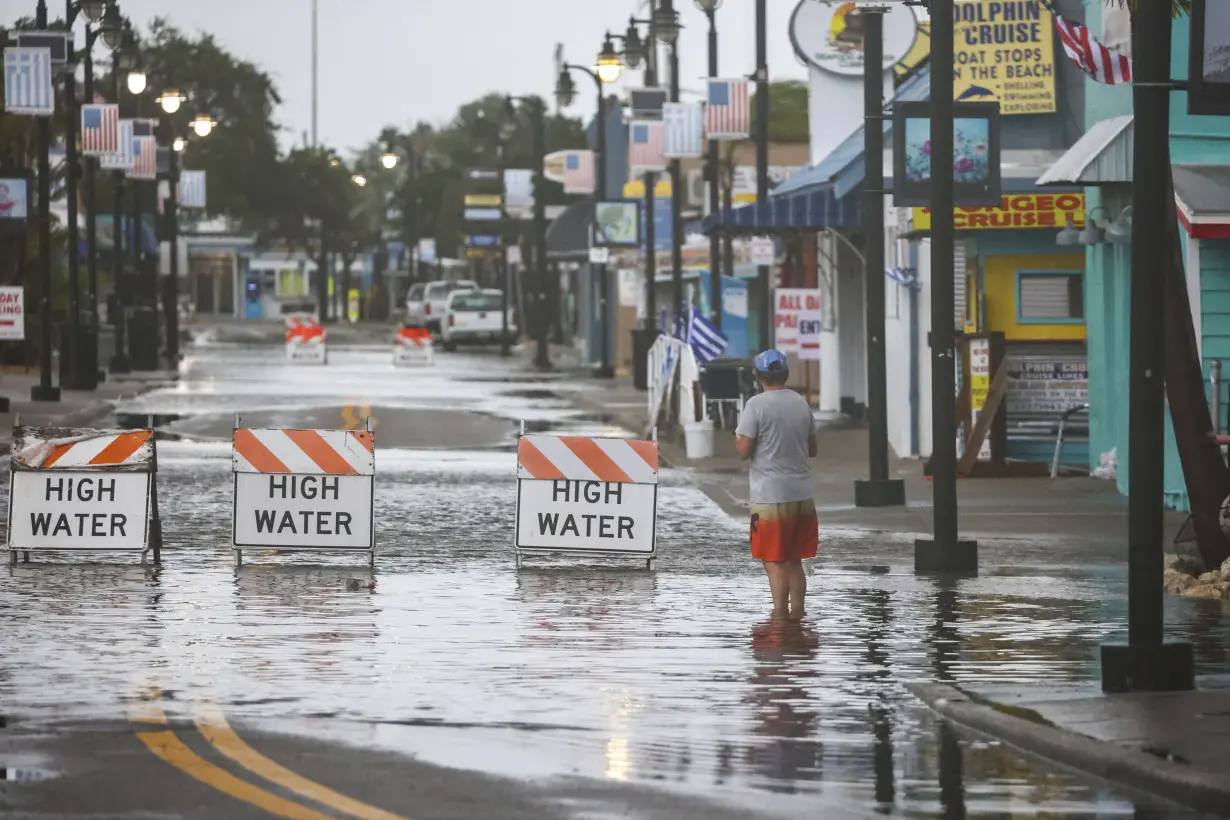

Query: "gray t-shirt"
left=736, top=389, right=817, bottom=504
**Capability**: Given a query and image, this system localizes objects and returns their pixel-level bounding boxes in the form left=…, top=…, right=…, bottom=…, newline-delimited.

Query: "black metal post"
left=530, top=97, right=551, bottom=369
left=594, top=79, right=612, bottom=378
left=754, top=0, right=770, bottom=352
left=1099, top=1, right=1194, bottom=693
left=63, top=0, right=83, bottom=390
left=644, top=173, right=657, bottom=331
left=669, top=41, right=684, bottom=329
left=316, top=219, right=329, bottom=322
left=854, top=10, right=904, bottom=509
left=722, top=176, right=733, bottom=283
left=705, top=8, right=721, bottom=330
left=166, top=125, right=180, bottom=370
left=31, top=0, right=60, bottom=402
left=914, top=0, right=976, bottom=572
left=82, top=31, right=100, bottom=388
left=108, top=48, right=130, bottom=375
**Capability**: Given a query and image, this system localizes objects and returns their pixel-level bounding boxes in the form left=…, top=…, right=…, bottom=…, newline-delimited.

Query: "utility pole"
left=754, top=0, right=770, bottom=352
left=82, top=26, right=101, bottom=389
left=165, top=124, right=181, bottom=370
left=595, top=88, right=612, bottom=377
left=669, top=37, right=684, bottom=328
left=64, top=0, right=83, bottom=390
left=32, top=0, right=59, bottom=401
left=643, top=0, right=659, bottom=336
left=854, top=9, right=905, bottom=509
left=914, top=0, right=975, bottom=572
left=704, top=6, right=721, bottom=330
left=1099, top=0, right=1194, bottom=693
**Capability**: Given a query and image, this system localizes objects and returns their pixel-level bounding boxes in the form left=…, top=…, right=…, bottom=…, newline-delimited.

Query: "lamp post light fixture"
left=1106, top=206, right=1133, bottom=244
left=653, top=0, right=681, bottom=45
left=1056, top=216, right=1081, bottom=246
left=694, top=0, right=721, bottom=10
left=127, top=66, right=146, bottom=94
left=157, top=87, right=185, bottom=114
left=99, top=2, right=123, bottom=47
left=381, top=147, right=399, bottom=170
left=622, top=19, right=643, bottom=69
left=595, top=34, right=623, bottom=83
left=352, top=174, right=368, bottom=187
left=191, top=113, right=215, bottom=137
left=554, top=69, right=576, bottom=108
left=1080, top=206, right=1112, bottom=246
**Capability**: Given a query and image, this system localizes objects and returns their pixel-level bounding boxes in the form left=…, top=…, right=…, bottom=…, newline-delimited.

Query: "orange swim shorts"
left=749, top=500, right=818, bottom=563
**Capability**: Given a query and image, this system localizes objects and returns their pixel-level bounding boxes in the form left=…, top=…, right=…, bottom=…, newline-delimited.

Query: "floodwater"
left=2, top=344, right=1227, bottom=818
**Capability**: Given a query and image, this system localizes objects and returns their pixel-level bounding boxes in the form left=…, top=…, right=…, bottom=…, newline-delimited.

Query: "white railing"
left=647, top=335, right=700, bottom=433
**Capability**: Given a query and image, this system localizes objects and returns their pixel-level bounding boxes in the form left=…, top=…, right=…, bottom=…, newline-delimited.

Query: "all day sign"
left=954, top=0, right=1058, bottom=115
left=774, top=288, right=822, bottom=354
left=0, top=286, right=24, bottom=340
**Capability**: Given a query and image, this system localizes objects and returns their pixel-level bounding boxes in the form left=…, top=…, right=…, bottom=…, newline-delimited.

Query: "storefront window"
left=1017, top=271, right=1084, bottom=323
left=276, top=269, right=309, bottom=297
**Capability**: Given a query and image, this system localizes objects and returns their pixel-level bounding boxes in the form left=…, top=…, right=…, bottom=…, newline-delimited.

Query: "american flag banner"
left=705, top=78, right=750, bottom=140
left=99, top=118, right=134, bottom=170
left=81, top=103, right=120, bottom=155
left=4, top=47, right=54, bottom=116
left=126, top=135, right=158, bottom=180
left=663, top=102, right=704, bottom=159
left=1043, top=1, right=1131, bottom=84
left=179, top=170, right=207, bottom=209
left=562, top=150, right=595, bottom=195
left=629, top=120, right=667, bottom=174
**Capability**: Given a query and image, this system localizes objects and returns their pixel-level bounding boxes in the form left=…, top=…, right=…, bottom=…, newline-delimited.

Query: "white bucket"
left=683, top=419, right=715, bottom=460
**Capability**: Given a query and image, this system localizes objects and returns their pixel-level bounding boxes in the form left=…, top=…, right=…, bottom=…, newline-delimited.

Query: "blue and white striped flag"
left=4, top=48, right=54, bottom=116
left=674, top=305, right=728, bottom=365
left=179, top=170, right=207, bottom=208
left=663, top=102, right=704, bottom=159
left=99, top=119, right=134, bottom=170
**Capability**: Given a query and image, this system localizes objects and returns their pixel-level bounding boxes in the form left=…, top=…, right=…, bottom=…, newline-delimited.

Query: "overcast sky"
left=1, top=0, right=810, bottom=154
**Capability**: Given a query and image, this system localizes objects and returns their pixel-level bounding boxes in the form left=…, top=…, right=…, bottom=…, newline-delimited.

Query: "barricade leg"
left=22, top=552, right=29, bottom=563
left=234, top=550, right=243, bottom=568
left=8, top=550, right=15, bottom=566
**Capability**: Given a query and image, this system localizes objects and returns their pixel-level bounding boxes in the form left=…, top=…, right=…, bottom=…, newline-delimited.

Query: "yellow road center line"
left=137, top=730, right=336, bottom=820
left=194, top=703, right=411, bottom=820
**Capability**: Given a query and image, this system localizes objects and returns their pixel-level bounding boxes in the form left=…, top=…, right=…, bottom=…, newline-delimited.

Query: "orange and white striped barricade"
left=6, top=422, right=161, bottom=564
left=285, top=314, right=327, bottom=364
left=231, top=415, right=375, bottom=567
left=513, top=426, right=660, bottom=570
left=393, top=326, right=434, bottom=367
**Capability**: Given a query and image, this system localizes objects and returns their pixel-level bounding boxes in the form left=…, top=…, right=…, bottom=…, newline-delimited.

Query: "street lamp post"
left=696, top=0, right=721, bottom=330
left=108, top=25, right=141, bottom=374
left=560, top=41, right=620, bottom=379
left=30, top=0, right=59, bottom=401
left=651, top=0, right=685, bottom=330
left=754, top=0, right=770, bottom=351
left=508, top=95, right=550, bottom=370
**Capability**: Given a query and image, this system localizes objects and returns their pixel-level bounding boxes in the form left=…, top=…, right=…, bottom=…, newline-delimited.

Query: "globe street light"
left=191, top=113, right=215, bottom=137
left=352, top=174, right=367, bottom=187
left=172, top=136, right=186, bottom=152
left=622, top=18, right=643, bottom=69
left=554, top=68, right=576, bottom=107
left=595, top=34, right=623, bottom=83
left=694, top=0, right=721, bottom=10
left=157, top=88, right=185, bottom=114
left=127, top=67, right=146, bottom=94
left=653, top=0, right=681, bottom=45
left=381, top=147, right=399, bottom=170
left=100, top=3, right=123, bottom=48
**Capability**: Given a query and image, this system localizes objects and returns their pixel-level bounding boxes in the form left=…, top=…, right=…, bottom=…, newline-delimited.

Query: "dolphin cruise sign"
left=954, top=0, right=1058, bottom=115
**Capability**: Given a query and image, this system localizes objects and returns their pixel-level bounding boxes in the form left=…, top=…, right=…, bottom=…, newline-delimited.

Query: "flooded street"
left=2, top=342, right=1228, bottom=818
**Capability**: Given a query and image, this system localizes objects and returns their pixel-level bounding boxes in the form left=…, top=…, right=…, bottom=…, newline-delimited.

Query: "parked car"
left=441, top=289, right=516, bottom=351
left=423, top=279, right=479, bottom=334
left=404, top=283, right=427, bottom=327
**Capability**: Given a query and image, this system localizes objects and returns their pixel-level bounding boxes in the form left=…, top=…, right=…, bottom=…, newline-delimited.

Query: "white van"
left=404, top=283, right=427, bottom=327
left=423, top=279, right=478, bottom=334
left=441, top=289, right=516, bottom=351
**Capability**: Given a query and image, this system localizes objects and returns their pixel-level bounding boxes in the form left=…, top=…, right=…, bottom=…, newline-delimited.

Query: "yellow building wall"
left=981, top=253, right=1087, bottom=341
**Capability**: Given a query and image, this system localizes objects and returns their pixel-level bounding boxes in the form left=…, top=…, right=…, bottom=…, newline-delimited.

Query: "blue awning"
left=700, top=186, right=859, bottom=235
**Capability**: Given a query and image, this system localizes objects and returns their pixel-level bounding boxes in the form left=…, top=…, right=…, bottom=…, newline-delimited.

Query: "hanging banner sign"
left=773, top=288, right=822, bottom=354
left=0, top=286, right=24, bottom=341
left=954, top=0, right=1057, bottom=115
left=912, top=193, right=1085, bottom=231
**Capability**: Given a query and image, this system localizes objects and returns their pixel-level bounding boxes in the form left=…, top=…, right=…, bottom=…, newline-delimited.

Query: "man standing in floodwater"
left=735, top=349, right=819, bottom=619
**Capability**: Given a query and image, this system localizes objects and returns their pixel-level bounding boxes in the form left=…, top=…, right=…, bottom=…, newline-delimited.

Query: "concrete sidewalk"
left=0, top=370, right=160, bottom=444
left=542, top=347, right=1186, bottom=563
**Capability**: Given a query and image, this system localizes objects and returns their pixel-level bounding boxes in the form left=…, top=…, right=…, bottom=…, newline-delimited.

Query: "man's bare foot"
left=788, top=609, right=805, bottom=621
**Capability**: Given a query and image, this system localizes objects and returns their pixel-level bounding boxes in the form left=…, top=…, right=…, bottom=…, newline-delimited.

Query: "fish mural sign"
left=954, top=0, right=1058, bottom=115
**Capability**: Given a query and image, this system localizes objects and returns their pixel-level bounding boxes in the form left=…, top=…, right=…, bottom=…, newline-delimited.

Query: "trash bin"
left=683, top=418, right=715, bottom=459
left=631, top=327, right=658, bottom=391
left=699, top=356, right=755, bottom=400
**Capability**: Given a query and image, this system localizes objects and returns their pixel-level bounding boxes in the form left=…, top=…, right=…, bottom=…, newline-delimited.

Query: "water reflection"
left=744, top=618, right=822, bottom=792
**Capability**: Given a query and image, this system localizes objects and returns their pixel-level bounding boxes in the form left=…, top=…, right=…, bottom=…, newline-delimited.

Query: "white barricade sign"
left=514, top=432, right=659, bottom=570
left=6, top=425, right=157, bottom=562
left=231, top=422, right=375, bottom=566
left=393, top=327, right=434, bottom=367
left=285, top=314, right=327, bottom=364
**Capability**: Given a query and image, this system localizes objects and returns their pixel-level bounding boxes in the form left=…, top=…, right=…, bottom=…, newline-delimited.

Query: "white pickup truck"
left=440, top=289, right=516, bottom=351
left=422, top=279, right=478, bottom=334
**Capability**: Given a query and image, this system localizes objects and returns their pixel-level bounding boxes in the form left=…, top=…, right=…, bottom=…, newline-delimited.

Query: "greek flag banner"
left=663, top=102, right=704, bottom=159
left=674, top=305, right=728, bottom=365
left=4, top=48, right=54, bottom=116
left=179, top=171, right=207, bottom=209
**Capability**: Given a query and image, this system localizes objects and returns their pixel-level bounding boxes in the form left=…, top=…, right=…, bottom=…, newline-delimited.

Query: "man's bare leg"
left=787, top=560, right=807, bottom=620
left=762, top=560, right=791, bottom=617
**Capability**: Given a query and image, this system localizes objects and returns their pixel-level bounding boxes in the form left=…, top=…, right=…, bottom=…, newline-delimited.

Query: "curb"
left=907, top=682, right=1230, bottom=818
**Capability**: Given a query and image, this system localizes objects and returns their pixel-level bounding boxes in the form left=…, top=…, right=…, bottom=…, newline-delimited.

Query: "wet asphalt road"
left=2, top=338, right=1229, bottom=819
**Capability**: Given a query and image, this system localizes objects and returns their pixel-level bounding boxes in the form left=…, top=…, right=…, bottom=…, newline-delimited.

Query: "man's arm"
left=736, top=434, right=756, bottom=460
left=808, top=433, right=818, bottom=458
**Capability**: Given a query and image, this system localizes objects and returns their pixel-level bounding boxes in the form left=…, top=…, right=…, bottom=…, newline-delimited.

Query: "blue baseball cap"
left=754, top=349, right=788, bottom=376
